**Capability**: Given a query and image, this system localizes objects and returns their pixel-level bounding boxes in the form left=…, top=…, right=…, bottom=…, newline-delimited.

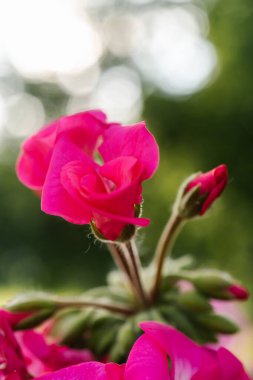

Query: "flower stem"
left=107, top=242, right=142, bottom=306
left=108, top=243, right=133, bottom=280
left=56, top=298, right=134, bottom=316
left=151, top=212, right=184, bottom=301
left=123, top=240, right=150, bottom=307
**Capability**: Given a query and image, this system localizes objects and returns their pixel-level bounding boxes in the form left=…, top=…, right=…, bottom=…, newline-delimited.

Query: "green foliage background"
left=0, top=0, right=252, bottom=317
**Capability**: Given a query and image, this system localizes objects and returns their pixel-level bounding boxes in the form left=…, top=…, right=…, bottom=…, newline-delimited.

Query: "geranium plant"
left=0, top=110, right=250, bottom=379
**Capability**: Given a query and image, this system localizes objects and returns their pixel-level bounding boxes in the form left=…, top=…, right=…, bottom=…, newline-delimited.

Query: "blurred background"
left=0, top=0, right=253, bottom=370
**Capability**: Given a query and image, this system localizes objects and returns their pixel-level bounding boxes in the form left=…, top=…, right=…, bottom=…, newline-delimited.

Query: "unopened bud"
left=197, top=313, right=239, bottom=334
left=159, top=305, right=199, bottom=341
left=177, top=291, right=212, bottom=312
left=227, top=284, right=250, bottom=300
left=50, top=309, right=93, bottom=344
left=110, top=322, right=136, bottom=362
left=15, top=309, right=55, bottom=330
left=6, top=292, right=57, bottom=312
left=175, top=165, right=228, bottom=219
left=178, top=184, right=205, bottom=218
left=183, top=270, right=249, bottom=301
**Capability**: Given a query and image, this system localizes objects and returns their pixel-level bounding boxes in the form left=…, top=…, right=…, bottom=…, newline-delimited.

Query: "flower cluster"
left=7, top=110, right=251, bottom=378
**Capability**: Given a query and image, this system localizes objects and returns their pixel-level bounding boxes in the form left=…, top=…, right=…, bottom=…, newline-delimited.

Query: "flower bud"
left=6, top=292, right=57, bottom=312
left=183, top=270, right=250, bottom=300
left=15, top=309, right=55, bottom=330
left=176, top=291, right=212, bottom=312
left=49, top=309, right=93, bottom=344
left=110, top=322, right=137, bottom=362
left=227, top=284, right=250, bottom=300
left=6, top=292, right=57, bottom=329
left=176, top=164, right=228, bottom=218
left=159, top=305, right=199, bottom=341
left=196, top=313, right=239, bottom=334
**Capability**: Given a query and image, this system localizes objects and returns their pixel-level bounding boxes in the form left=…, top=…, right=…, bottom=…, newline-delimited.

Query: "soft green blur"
left=0, top=0, right=253, bottom=320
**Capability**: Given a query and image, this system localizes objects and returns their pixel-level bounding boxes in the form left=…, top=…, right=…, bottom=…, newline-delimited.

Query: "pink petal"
left=41, top=138, right=93, bottom=224
left=35, top=362, right=107, bottom=380
left=140, top=322, right=209, bottom=380
left=16, top=330, right=93, bottom=377
left=5, top=373, right=23, bottom=380
left=105, top=363, right=125, bottom=380
left=187, top=165, right=228, bottom=215
left=17, top=110, right=107, bottom=191
left=200, top=170, right=228, bottom=214
left=99, top=156, right=142, bottom=189
left=99, top=122, right=159, bottom=180
left=57, top=111, right=108, bottom=155
left=16, top=121, right=57, bottom=190
left=217, top=348, right=250, bottom=380
left=61, top=157, right=150, bottom=240
left=140, top=322, right=251, bottom=380
left=125, top=334, right=169, bottom=380
left=0, top=310, right=27, bottom=380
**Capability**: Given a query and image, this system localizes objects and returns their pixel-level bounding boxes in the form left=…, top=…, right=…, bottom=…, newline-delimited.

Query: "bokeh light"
left=103, top=13, right=144, bottom=57
left=67, top=66, right=143, bottom=123
left=57, top=64, right=101, bottom=97
left=132, top=7, right=218, bottom=96
left=4, top=93, right=45, bottom=138
left=0, top=0, right=103, bottom=80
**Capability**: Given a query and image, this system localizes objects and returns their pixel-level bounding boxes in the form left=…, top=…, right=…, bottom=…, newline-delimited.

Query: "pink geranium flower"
left=186, top=164, right=228, bottom=215
left=17, top=111, right=159, bottom=240
left=0, top=309, right=93, bottom=380
left=15, top=330, right=93, bottom=377
left=0, top=310, right=27, bottom=380
left=36, top=321, right=250, bottom=380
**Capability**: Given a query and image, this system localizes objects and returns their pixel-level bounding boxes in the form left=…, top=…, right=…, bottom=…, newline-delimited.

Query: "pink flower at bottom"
left=36, top=321, right=250, bottom=380
left=0, top=310, right=27, bottom=380
left=0, top=309, right=93, bottom=380
left=15, top=330, right=93, bottom=378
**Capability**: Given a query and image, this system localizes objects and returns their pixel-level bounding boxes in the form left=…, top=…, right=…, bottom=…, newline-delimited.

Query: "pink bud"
left=228, top=284, right=250, bottom=300
left=186, top=164, right=228, bottom=215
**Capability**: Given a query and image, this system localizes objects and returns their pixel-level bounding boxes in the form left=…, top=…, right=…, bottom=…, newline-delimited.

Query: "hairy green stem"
left=151, top=212, right=184, bottom=301
left=57, top=297, right=134, bottom=316
left=107, top=242, right=142, bottom=305
left=124, top=240, right=150, bottom=307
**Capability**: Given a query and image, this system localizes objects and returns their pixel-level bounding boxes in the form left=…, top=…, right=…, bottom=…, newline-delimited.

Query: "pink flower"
left=0, top=310, right=27, bottom=380
left=17, top=111, right=159, bottom=240
left=15, top=330, right=93, bottom=377
left=36, top=321, right=250, bottom=380
left=0, top=309, right=93, bottom=379
left=186, top=164, right=228, bottom=215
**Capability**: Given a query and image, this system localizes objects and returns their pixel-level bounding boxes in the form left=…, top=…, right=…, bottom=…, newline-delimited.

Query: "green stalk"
left=151, top=212, right=184, bottom=301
